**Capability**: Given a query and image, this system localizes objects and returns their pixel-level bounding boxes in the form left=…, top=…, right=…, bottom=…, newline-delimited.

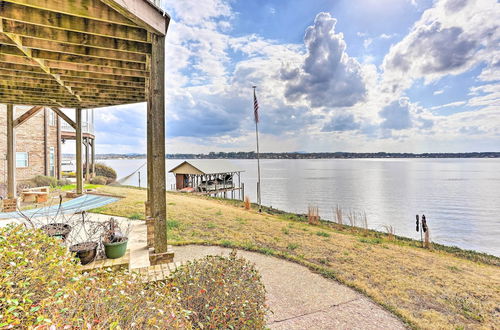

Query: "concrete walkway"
left=173, top=245, right=406, bottom=330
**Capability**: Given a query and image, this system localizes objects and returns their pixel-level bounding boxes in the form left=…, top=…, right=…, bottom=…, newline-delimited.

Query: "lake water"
left=100, top=158, right=500, bottom=256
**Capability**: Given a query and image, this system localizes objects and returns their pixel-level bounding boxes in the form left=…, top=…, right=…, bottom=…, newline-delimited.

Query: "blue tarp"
left=0, top=194, right=119, bottom=219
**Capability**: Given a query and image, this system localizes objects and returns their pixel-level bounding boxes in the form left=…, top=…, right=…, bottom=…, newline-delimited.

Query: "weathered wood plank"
left=47, top=61, right=148, bottom=77
left=13, top=105, right=43, bottom=127
left=2, top=31, right=81, bottom=102
left=31, top=49, right=147, bottom=70
left=1, top=20, right=152, bottom=54
left=0, top=2, right=148, bottom=42
left=3, top=0, right=137, bottom=27
left=18, top=38, right=147, bottom=63
left=0, top=50, right=147, bottom=75
left=100, top=0, right=169, bottom=36
left=75, top=109, right=83, bottom=195
left=6, top=104, right=16, bottom=198
left=51, top=107, right=75, bottom=129
left=149, top=33, right=168, bottom=253
left=0, top=76, right=144, bottom=92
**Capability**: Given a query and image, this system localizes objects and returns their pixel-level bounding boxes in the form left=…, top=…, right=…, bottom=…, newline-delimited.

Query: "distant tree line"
left=75, top=151, right=500, bottom=160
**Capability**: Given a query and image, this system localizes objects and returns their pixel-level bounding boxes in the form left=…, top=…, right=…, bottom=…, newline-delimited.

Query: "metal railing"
left=61, top=121, right=94, bottom=134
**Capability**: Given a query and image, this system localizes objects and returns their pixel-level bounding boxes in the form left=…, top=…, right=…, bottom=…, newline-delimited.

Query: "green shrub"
left=41, top=269, right=190, bottom=328
left=170, top=251, right=268, bottom=329
left=30, top=175, right=58, bottom=187
left=0, top=225, right=190, bottom=328
left=94, top=163, right=117, bottom=184
left=316, top=231, right=330, bottom=237
left=89, top=176, right=108, bottom=185
left=0, top=224, right=80, bottom=326
left=56, top=179, right=71, bottom=186
left=62, top=171, right=76, bottom=178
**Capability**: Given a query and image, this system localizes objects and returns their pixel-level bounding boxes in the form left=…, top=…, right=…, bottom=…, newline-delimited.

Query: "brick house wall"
left=0, top=105, right=60, bottom=187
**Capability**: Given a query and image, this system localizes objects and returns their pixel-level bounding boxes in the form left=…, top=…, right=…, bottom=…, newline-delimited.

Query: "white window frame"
left=49, top=109, right=57, bottom=127
left=16, top=152, right=29, bottom=168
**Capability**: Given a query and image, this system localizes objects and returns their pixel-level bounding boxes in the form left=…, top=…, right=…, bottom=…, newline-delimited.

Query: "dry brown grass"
left=95, top=185, right=500, bottom=330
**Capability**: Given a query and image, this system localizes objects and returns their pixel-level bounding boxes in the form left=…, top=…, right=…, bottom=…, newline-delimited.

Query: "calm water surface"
left=101, top=158, right=500, bottom=256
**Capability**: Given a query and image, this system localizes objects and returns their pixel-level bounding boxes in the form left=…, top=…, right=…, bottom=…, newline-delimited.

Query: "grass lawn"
left=94, top=185, right=499, bottom=330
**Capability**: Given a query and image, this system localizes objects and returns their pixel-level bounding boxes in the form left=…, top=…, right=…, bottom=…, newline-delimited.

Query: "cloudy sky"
left=92, top=0, right=499, bottom=154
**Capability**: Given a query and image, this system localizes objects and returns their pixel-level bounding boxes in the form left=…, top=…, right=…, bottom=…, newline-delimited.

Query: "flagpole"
left=253, top=86, right=262, bottom=212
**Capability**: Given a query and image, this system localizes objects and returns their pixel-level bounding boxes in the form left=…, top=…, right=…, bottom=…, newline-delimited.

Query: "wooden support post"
left=6, top=104, right=16, bottom=199
left=56, top=115, right=62, bottom=180
left=84, top=137, right=90, bottom=182
left=145, top=52, right=153, bottom=218
left=43, top=107, right=49, bottom=176
left=75, top=108, right=83, bottom=195
left=91, top=138, right=96, bottom=178
left=148, top=33, right=169, bottom=256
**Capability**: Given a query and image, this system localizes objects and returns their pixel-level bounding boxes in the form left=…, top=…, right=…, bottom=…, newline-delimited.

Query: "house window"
left=16, top=152, right=29, bottom=168
left=49, top=110, right=57, bottom=126
left=49, top=147, right=55, bottom=177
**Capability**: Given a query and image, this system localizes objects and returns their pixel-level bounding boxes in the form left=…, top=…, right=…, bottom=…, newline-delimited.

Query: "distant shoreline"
left=63, top=151, right=500, bottom=160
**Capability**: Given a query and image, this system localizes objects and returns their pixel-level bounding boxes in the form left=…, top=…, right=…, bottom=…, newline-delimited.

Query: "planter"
left=70, top=242, right=98, bottom=265
left=41, top=223, right=72, bottom=241
left=103, top=237, right=128, bottom=259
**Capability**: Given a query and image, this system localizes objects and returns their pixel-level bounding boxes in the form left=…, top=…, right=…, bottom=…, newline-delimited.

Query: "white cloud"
left=382, top=0, right=500, bottom=94
left=379, top=33, right=396, bottom=39
left=430, top=101, right=466, bottom=110
left=281, top=13, right=367, bottom=109
left=363, top=38, right=373, bottom=49
left=433, top=89, right=444, bottom=95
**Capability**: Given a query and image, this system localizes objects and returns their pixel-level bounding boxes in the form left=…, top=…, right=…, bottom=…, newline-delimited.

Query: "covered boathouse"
left=0, top=0, right=172, bottom=258
left=169, top=160, right=244, bottom=199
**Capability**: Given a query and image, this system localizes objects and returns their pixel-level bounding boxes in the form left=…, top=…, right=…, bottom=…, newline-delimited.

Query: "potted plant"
left=69, top=241, right=98, bottom=265
left=67, top=211, right=101, bottom=265
left=102, top=218, right=129, bottom=259
left=40, top=223, right=72, bottom=241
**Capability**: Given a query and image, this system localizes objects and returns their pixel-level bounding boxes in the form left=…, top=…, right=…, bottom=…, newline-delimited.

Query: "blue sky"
left=90, top=0, right=499, bottom=154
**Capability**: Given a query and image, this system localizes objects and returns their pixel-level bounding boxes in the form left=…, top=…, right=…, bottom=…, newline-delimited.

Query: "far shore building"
left=169, top=160, right=244, bottom=199
left=0, top=106, right=95, bottom=194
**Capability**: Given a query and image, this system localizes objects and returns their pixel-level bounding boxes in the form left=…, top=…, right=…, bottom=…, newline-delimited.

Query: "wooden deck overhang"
left=0, top=0, right=169, bottom=109
left=1, top=0, right=172, bottom=254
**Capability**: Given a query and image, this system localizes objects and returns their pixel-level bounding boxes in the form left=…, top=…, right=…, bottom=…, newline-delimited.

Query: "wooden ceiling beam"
left=31, top=49, right=147, bottom=70
left=0, top=44, right=147, bottom=72
left=50, top=107, right=75, bottom=129
left=0, top=52, right=147, bottom=77
left=100, top=0, right=169, bottom=35
left=1, top=29, right=82, bottom=103
left=0, top=76, right=143, bottom=92
left=48, top=62, right=147, bottom=77
left=0, top=89, right=145, bottom=100
left=13, top=105, right=43, bottom=127
left=0, top=81, right=146, bottom=95
left=3, top=0, right=137, bottom=27
left=1, top=20, right=151, bottom=54
left=0, top=2, right=148, bottom=42
left=0, top=36, right=147, bottom=63
left=0, top=96, right=143, bottom=108
left=0, top=66, right=145, bottom=83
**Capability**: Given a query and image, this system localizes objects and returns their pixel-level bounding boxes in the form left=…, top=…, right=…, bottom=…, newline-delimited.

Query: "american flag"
left=253, top=87, right=259, bottom=123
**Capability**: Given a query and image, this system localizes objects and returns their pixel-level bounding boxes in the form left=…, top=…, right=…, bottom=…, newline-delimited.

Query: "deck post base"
left=149, top=247, right=174, bottom=265
left=145, top=217, right=155, bottom=248
left=2, top=198, right=18, bottom=212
